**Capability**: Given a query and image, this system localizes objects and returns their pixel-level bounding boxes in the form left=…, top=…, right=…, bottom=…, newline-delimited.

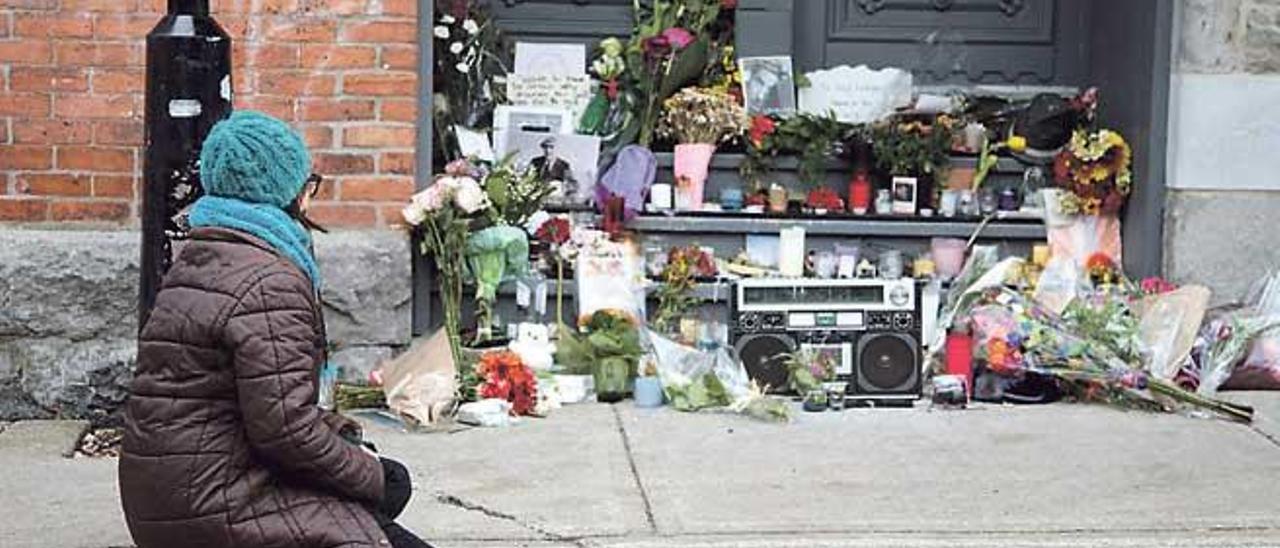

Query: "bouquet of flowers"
left=626, top=0, right=737, bottom=146
left=403, top=159, right=493, bottom=364
left=966, top=286, right=1252, bottom=422
left=656, top=87, right=747, bottom=145
left=1052, top=129, right=1133, bottom=216
left=484, top=156, right=555, bottom=229
left=652, top=246, right=717, bottom=334
left=532, top=214, right=574, bottom=326
left=472, top=350, right=539, bottom=416
left=870, top=116, right=956, bottom=177
left=432, top=1, right=509, bottom=160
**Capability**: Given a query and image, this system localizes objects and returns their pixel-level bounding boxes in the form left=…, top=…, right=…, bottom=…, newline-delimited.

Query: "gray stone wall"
left=1165, top=0, right=1280, bottom=302
left=0, top=228, right=412, bottom=422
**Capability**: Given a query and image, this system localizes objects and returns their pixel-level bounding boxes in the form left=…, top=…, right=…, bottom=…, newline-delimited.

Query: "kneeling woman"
left=119, top=111, right=429, bottom=548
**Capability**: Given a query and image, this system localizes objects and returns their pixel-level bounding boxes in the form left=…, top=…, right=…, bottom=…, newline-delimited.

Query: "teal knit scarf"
left=189, top=195, right=321, bottom=290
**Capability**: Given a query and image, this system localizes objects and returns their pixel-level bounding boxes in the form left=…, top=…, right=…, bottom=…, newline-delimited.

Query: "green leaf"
left=658, top=38, right=710, bottom=99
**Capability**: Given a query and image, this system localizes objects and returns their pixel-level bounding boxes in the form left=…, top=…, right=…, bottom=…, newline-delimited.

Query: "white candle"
left=779, top=227, right=806, bottom=278
left=650, top=183, right=673, bottom=210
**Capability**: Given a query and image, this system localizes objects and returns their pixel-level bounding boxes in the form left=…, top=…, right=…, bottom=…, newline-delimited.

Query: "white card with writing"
left=514, top=42, right=586, bottom=76
left=798, top=65, right=913, bottom=124
left=506, top=74, right=595, bottom=123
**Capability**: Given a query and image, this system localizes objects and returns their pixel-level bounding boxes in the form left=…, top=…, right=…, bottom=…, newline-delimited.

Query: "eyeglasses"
left=306, top=173, right=323, bottom=198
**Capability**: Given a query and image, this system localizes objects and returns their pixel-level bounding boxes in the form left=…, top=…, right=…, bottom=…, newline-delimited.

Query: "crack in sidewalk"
left=433, top=492, right=590, bottom=547
left=611, top=404, right=658, bottom=534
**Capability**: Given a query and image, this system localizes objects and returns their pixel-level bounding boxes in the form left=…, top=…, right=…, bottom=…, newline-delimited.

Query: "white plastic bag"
left=1033, top=257, right=1082, bottom=315
left=648, top=331, right=751, bottom=407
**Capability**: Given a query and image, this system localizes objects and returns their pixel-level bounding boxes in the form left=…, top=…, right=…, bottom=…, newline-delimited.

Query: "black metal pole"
left=140, top=0, right=232, bottom=328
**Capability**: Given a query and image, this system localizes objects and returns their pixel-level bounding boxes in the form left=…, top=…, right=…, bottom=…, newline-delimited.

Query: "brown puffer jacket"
left=120, top=227, right=389, bottom=547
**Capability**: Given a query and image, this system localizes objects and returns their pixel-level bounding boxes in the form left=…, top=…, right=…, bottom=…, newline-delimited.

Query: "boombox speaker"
left=855, top=332, right=921, bottom=398
left=735, top=333, right=795, bottom=393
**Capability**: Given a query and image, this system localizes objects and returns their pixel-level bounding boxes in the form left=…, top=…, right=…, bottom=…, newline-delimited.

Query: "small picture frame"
left=503, top=130, right=601, bottom=206
left=493, top=105, right=574, bottom=157
left=739, top=56, right=797, bottom=116
left=892, top=176, right=918, bottom=215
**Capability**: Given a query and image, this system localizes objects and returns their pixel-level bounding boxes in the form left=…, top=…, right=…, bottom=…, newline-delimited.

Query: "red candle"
left=848, top=170, right=872, bottom=214
left=945, top=327, right=974, bottom=398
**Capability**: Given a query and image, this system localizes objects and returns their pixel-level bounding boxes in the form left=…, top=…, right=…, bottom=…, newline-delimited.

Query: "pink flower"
left=445, top=158, right=474, bottom=177
left=661, top=27, right=695, bottom=50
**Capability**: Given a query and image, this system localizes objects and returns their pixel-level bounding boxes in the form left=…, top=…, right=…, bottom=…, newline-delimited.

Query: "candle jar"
left=720, top=186, right=745, bottom=211
left=958, top=190, right=979, bottom=217
left=879, top=249, right=904, bottom=279
left=874, top=189, right=893, bottom=215
left=998, top=188, right=1019, bottom=211
left=768, top=185, right=788, bottom=214
left=940, top=189, right=960, bottom=217
left=978, top=188, right=999, bottom=215
left=848, top=171, right=872, bottom=214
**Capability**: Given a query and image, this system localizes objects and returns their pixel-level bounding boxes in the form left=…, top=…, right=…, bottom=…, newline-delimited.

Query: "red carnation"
left=748, top=115, right=776, bottom=148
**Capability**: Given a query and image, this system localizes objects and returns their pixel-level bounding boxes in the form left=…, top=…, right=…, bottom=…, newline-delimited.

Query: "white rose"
left=449, top=41, right=464, bottom=55
left=463, top=19, right=480, bottom=35
left=439, top=14, right=456, bottom=24
left=433, top=25, right=449, bottom=39
left=453, top=178, right=490, bottom=213
left=402, top=203, right=427, bottom=226
left=455, top=62, right=469, bottom=73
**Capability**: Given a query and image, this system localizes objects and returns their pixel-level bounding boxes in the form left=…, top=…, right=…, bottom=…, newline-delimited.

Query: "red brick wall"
left=0, top=0, right=418, bottom=227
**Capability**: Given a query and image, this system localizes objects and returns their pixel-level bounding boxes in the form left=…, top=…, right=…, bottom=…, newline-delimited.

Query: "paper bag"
left=377, top=329, right=458, bottom=426
left=1136, top=286, right=1211, bottom=380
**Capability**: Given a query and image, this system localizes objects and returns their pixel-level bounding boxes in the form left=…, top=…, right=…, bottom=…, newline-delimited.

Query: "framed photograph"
left=892, top=176, right=918, bottom=215
left=502, top=130, right=601, bottom=206
left=493, top=105, right=574, bottom=157
left=739, top=56, right=797, bottom=116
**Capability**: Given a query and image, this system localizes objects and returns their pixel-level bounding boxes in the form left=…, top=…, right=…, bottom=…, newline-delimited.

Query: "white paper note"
left=514, top=42, right=586, bottom=76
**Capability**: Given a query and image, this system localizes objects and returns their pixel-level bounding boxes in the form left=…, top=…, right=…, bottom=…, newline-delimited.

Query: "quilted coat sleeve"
left=224, top=269, right=385, bottom=504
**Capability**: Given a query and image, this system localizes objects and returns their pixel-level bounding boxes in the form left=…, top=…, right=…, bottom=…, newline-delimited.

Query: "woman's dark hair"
left=288, top=173, right=329, bottom=233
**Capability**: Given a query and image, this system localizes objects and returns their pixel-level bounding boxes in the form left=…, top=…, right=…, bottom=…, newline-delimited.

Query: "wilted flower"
left=462, top=19, right=480, bottom=35
left=433, top=26, right=449, bottom=39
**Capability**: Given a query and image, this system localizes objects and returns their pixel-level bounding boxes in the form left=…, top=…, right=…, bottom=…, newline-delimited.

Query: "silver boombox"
left=730, top=278, right=922, bottom=401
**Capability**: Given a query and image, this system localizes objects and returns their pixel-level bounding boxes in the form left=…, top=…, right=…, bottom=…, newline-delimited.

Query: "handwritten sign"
left=505, top=74, right=595, bottom=122
left=798, top=65, right=913, bottom=124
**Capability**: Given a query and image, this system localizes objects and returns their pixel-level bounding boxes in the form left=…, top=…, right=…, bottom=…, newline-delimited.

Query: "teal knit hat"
left=199, top=111, right=312, bottom=208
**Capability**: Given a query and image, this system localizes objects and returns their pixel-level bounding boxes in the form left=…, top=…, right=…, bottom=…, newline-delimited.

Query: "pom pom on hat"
left=198, top=111, right=312, bottom=208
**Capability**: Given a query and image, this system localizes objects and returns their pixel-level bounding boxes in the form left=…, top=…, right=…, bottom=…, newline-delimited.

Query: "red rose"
left=748, top=115, right=776, bottom=148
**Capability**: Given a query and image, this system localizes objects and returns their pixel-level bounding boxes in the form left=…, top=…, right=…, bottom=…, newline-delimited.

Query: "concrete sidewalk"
left=3, top=400, right=1280, bottom=547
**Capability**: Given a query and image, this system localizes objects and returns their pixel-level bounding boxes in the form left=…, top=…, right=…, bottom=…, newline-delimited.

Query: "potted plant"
left=657, top=86, right=747, bottom=210
left=784, top=348, right=836, bottom=396
left=871, top=116, right=955, bottom=215
left=554, top=309, right=645, bottom=403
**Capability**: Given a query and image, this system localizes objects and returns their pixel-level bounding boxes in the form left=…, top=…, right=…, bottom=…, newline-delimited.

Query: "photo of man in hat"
left=529, top=137, right=578, bottom=202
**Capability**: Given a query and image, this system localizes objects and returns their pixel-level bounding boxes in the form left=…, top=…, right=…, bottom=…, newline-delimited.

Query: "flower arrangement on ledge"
left=658, top=86, right=747, bottom=210
left=652, top=246, right=717, bottom=334
left=626, top=0, right=738, bottom=147
left=1053, top=129, right=1133, bottom=216
left=431, top=1, right=509, bottom=160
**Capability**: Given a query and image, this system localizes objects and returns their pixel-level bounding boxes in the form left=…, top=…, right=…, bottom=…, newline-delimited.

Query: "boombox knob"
left=739, top=313, right=760, bottom=332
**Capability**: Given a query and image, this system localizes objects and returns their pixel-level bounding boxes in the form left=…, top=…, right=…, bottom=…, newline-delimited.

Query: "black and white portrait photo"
left=504, top=130, right=601, bottom=205
left=740, top=56, right=797, bottom=116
